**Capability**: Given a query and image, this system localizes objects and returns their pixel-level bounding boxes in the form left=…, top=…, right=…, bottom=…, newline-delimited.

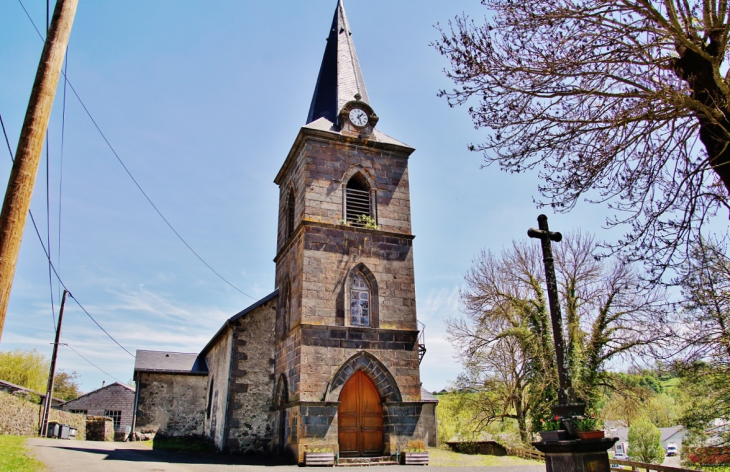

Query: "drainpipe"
left=131, top=372, right=140, bottom=440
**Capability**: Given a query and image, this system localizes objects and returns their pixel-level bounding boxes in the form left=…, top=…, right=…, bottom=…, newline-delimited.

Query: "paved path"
left=27, top=439, right=545, bottom=472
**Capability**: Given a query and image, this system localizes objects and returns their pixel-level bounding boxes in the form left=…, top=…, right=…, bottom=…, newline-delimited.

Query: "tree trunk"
left=672, top=43, right=730, bottom=196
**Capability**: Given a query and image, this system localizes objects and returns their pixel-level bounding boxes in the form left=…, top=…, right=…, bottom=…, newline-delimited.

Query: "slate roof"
left=0, top=378, right=64, bottom=406
left=59, top=381, right=134, bottom=406
left=134, top=350, right=206, bottom=374
left=199, top=290, right=279, bottom=358
left=304, top=118, right=411, bottom=148
left=307, top=0, right=370, bottom=124
left=420, top=387, right=439, bottom=403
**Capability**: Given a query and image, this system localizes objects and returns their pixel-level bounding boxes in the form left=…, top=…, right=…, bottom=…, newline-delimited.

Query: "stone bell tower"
left=271, top=0, right=429, bottom=462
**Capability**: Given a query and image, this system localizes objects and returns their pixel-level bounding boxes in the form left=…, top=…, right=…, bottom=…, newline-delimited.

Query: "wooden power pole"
left=0, top=0, right=78, bottom=342
left=40, top=289, right=67, bottom=438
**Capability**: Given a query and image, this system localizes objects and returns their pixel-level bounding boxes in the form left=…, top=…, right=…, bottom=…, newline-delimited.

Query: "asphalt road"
left=26, top=439, right=546, bottom=472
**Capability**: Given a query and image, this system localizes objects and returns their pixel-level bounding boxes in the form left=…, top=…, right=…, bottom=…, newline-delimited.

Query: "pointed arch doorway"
left=338, top=370, right=384, bottom=457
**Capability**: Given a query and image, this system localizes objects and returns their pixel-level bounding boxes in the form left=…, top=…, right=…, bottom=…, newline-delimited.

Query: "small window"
left=345, top=174, right=372, bottom=226
left=287, top=189, right=296, bottom=237
left=350, top=274, right=370, bottom=326
left=104, top=410, right=122, bottom=428
left=69, top=409, right=87, bottom=416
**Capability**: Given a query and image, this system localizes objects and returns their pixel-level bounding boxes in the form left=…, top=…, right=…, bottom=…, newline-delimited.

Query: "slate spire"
left=306, top=0, right=370, bottom=124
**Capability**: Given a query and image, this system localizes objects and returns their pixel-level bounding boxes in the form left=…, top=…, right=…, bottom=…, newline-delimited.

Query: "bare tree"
left=673, top=240, right=730, bottom=443
left=449, top=232, right=667, bottom=443
left=434, top=0, right=730, bottom=278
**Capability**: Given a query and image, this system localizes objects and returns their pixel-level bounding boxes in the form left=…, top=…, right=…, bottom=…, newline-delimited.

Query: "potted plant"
left=574, top=416, right=605, bottom=440
left=538, top=417, right=568, bottom=442
left=304, top=446, right=335, bottom=466
left=399, top=447, right=429, bottom=465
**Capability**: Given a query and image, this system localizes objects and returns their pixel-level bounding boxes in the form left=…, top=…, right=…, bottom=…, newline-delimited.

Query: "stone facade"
left=60, top=382, right=135, bottom=430
left=0, top=390, right=86, bottom=439
left=272, top=114, right=428, bottom=464
left=134, top=372, right=207, bottom=438
left=202, top=297, right=277, bottom=454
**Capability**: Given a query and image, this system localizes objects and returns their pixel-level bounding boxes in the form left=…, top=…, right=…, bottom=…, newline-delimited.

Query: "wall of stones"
left=60, top=383, right=135, bottom=428
left=203, top=328, right=232, bottom=450
left=277, top=147, right=307, bottom=252
left=134, top=372, right=206, bottom=438
left=301, top=227, right=417, bottom=330
left=224, top=301, right=277, bottom=454
left=302, top=137, right=413, bottom=234
left=86, top=416, right=114, bottom=441
left=421, top=402, right=437, bottom=447
left=299, top=336, right=421, bottom=402
left=0, top=390, right=85, bottom=438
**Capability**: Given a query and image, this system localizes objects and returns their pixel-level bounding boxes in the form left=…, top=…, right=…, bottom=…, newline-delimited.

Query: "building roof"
left=59, top=381, right=134, bottom=407
left=0, top=378, right=64, bottom=406
left=307, top=0, right=370, bottom=124
left=134, top=350, right=206, bottom=374
left=199, top=290, right=279, bottom=358
left=304, top=118, right=411, bottom=148
left=420, top=387, right=439, bottom=403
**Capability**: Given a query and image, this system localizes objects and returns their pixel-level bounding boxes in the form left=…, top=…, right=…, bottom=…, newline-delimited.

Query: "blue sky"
left=1, top=1, right=623, bottom=394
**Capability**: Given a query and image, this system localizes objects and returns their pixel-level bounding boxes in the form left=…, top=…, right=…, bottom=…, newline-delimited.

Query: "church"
left=132, top=1, right=437, bottom=463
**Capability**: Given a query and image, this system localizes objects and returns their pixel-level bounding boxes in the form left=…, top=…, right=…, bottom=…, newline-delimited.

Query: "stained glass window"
left=350, top=274, right=370, bottom=326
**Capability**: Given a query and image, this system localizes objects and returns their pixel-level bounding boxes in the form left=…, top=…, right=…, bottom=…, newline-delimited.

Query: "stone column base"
left=533, top=437, right=618, bottom=472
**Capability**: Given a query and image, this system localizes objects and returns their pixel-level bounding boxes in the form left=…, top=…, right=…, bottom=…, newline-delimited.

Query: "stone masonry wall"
left=224, top=300, right=277, bottom=454
left=301, top=226, right=417, bottom=330
left=302, top=137, right=413, bottom=234
left=0, top=390, right=85, bottom=439
left=135, top=372, right=206, bottom=438
left=277, top=147, right=307, bottom=252
left=203, top=328, right=232, bottom=450
left=60, top=383, right=135, bottom=428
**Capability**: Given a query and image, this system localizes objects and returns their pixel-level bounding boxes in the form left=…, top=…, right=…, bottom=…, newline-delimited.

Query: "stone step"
left=337, top=456, right=397, bottom=467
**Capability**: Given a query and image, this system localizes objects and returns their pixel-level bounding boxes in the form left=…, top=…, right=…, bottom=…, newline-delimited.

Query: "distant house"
left=607, top=425, right=687, bottom=451
left=0, top=379, right=64, bottom=407
left=59, top=382, right=135, bottom=431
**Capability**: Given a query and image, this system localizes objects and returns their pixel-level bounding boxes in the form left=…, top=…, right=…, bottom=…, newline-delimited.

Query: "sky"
left=0, top=0, right=627, bottom=395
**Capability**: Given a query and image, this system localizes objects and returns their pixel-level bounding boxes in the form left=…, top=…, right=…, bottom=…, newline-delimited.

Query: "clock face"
left=349, top=108, right=369, bottom=127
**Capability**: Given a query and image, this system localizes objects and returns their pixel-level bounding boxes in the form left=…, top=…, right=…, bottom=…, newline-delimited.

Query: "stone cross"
left=528, top=214, right=573, bottom=406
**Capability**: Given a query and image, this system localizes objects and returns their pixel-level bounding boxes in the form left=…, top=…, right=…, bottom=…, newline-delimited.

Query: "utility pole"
left=0, top=0, right=78, bottom=342
left=40, top=289, right=67, bottom=438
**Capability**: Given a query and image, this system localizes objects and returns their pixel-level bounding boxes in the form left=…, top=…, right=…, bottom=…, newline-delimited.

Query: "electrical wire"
left=64, top=344, right=124, bottom=384
left=16, top=0, right=255, bottom=301
left=0, top=110, right=135, bottom=359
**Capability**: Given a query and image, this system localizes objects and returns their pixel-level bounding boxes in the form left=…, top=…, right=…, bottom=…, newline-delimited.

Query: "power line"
left=0, top=110, right=135, bottom=359
left=64, top=344, right=124, bottom=384
left=17, top=0, right=255, bottom=301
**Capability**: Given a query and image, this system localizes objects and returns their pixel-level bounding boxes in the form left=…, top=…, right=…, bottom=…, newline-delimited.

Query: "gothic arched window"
left=345, top=174, right=373, bottom=226
left=350, top=273, right=370, bottom=326
left=286, top=188, right=296, bottom=238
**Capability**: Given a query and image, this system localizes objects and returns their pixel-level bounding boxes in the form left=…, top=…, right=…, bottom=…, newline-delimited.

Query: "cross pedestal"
left=533, top=438, right=619, bottom=472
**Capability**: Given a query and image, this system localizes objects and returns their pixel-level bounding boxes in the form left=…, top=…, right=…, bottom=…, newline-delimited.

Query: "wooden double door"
left=338, top=371, right=384, bottom=457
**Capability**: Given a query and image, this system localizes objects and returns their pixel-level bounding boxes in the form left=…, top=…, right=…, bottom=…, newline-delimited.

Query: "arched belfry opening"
left=345, top=173, right=373, bottom=226
left=338, top=370, right=383, bottom=457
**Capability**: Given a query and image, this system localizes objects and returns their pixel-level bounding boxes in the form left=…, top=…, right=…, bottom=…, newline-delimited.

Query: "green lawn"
left=427, top=447, right=542, bottom=467
left=0, top=435, right=45, bottom=472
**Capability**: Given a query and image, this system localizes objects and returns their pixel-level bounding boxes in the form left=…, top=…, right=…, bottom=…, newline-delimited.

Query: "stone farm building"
left=133, top=0, right=437, bottom=462
left=60, top=382, right=135, bottom=431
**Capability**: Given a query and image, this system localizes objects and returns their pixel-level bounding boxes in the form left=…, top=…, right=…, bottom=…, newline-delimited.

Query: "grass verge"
left=428, top=447, right=542, bottom=467
left=0, top=435, right=45, bottom=472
